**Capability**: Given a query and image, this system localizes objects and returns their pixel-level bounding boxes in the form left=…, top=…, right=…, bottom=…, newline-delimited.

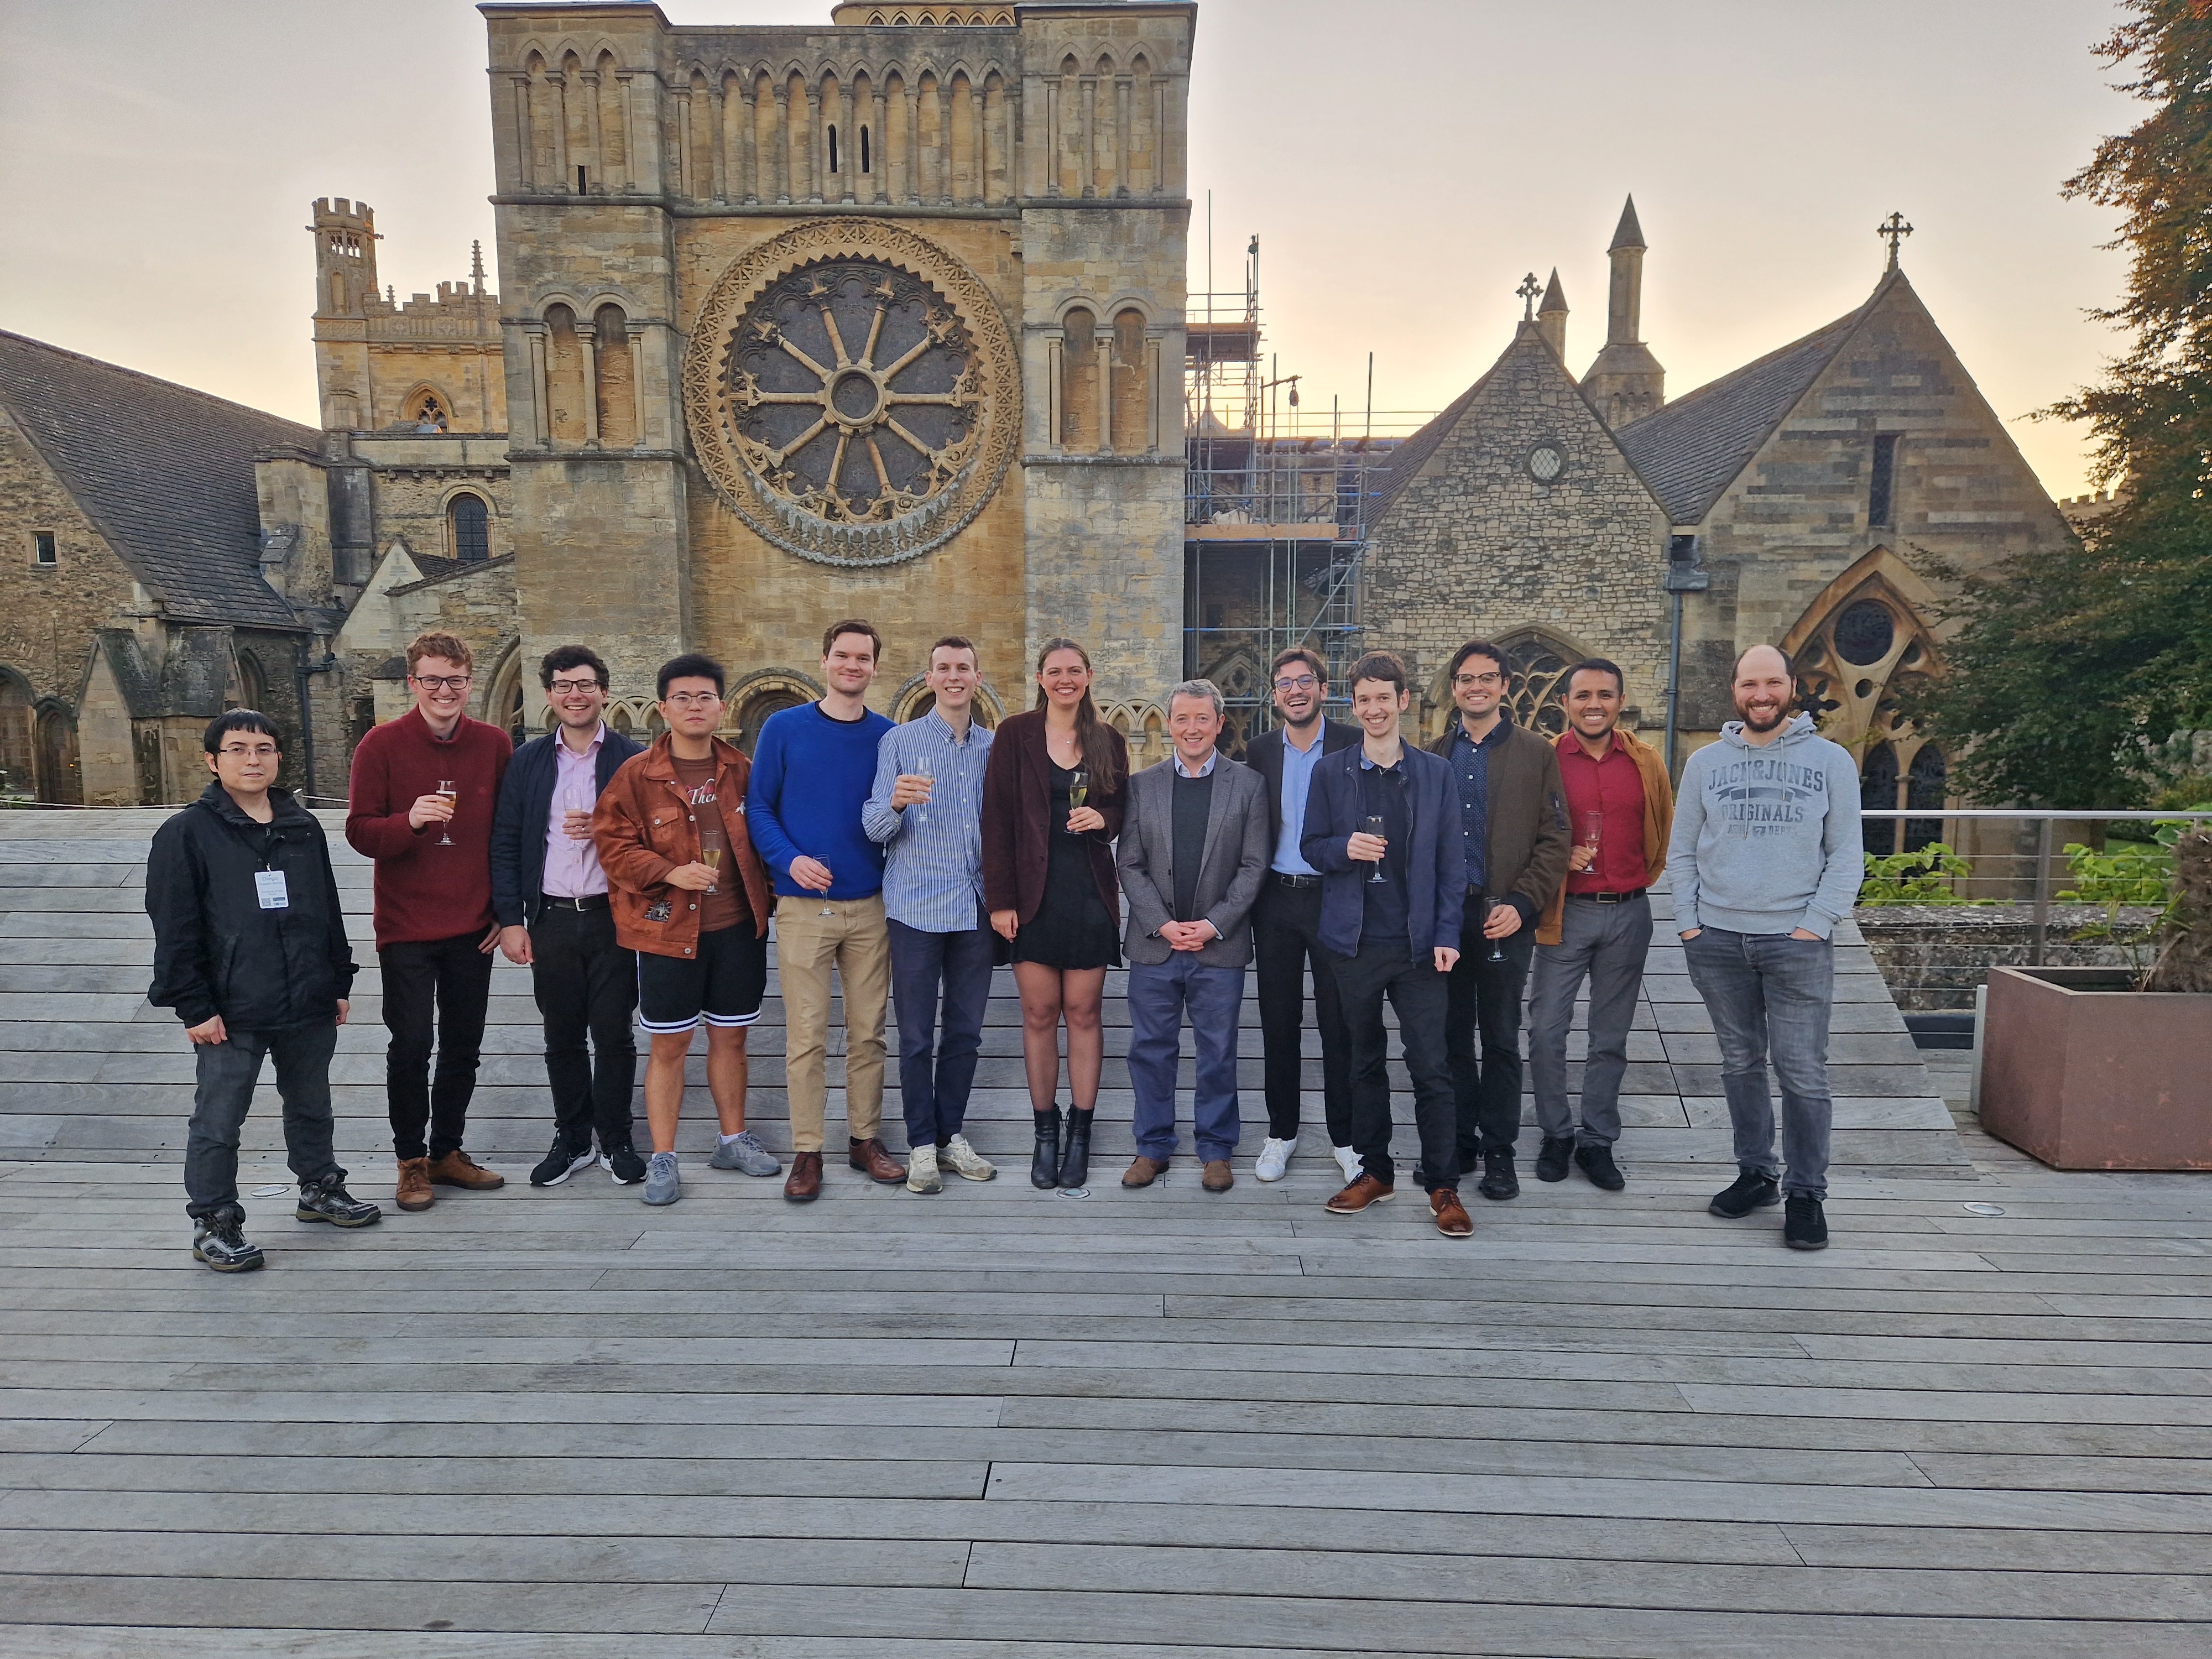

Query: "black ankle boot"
left=1059, top=1107, right=1094, bottom=1190
left=1030, top=1105, right=1063, bottom=1190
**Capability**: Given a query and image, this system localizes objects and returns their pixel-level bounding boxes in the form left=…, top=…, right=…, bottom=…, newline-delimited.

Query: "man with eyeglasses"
left=491, top=645, right=647, bottom=1187
left=1240, top=646, right=1361, bottom=1185
left=345, top=630, right=513, bottom=1214
left=1427, top=640, right=1571, bottom=1203
left=149, top=710, right=379, bottom=1272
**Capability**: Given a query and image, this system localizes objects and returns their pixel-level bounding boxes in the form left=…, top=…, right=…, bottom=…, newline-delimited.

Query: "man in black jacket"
left=1240, top=647, right=1362, bottom=1185
left=489, top=645, right=648, bottom=1186
left=148, top=710, right=378, bottom=1273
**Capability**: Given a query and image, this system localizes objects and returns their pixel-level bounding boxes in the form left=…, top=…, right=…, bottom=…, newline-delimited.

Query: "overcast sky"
left=0, top=0, right=2135, bottom=497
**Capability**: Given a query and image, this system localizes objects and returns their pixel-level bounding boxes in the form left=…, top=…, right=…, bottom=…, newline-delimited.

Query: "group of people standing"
left=148, top=619, right=1862, bottom=1272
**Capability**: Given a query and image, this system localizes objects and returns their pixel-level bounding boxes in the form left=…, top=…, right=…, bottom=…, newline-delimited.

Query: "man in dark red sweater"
left=346, top=631, right=513, bottom=1212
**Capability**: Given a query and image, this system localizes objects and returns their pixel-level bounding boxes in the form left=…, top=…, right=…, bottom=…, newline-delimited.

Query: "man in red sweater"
left=346, top=632, right=513, bottom=1212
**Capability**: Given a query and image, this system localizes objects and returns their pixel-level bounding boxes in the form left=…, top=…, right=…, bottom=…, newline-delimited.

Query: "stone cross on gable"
left=1877, top=211, right=1914, bottom=272
left=1517, top=272, right=1542, bottom=321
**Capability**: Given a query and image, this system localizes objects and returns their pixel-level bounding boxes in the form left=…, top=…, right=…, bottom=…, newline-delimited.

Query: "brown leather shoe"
left=394, top=1157, right=434, bottom=1213
left=784, top=1150, right=823, bottom=1203
left=1324, top=1172, right=1395, bottom=1214
left=1121, top=1155, right=1170, bottom=1188
left=426, top=1150, right=505, bottom=1191
left=848, top=1136, right=905, bottom=1185
left=1202, top=1159, right=1234, bottom=1193
left=1431, top=1186, right=1473, bottom=1238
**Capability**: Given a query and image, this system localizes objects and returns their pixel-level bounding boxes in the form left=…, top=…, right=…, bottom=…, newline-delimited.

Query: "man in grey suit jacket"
left=1115, top=679, right=1271, bottom=1193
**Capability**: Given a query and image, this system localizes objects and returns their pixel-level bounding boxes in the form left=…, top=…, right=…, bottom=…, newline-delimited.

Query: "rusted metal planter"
left=1980, top=966, right=2212, bottom=1170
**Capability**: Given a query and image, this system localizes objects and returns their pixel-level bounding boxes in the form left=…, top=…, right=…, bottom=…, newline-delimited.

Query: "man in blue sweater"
left=745, top=618, right=904, bottom=1202
left=1670, top=644, right=1865, bottom=1251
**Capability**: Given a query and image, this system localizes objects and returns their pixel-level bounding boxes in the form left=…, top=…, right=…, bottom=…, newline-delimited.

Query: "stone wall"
left=0, top=423, right=138, bottom=708
left=1857, top=903, right=2167, bottom=1010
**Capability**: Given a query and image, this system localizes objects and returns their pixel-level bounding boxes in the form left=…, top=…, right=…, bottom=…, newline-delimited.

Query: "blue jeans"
left=184, top=1021, right=343, bottom=1220
left=1682, top=927, right=1835, bottom=1197
left=1125, top=954, right=1245, bottom=1161
left=888, top=915, right=995, bottom=1150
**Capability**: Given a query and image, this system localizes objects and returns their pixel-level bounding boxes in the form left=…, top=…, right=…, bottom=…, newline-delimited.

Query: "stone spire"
left=1583, top=195, right=1666, bottom=429
left=470, top=239, right=487, bottom=295
left=1536, top=268, right=1569, bottom=360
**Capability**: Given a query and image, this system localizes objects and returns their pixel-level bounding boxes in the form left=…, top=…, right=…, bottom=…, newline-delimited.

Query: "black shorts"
left=636, top=925, right=768, bottom=1036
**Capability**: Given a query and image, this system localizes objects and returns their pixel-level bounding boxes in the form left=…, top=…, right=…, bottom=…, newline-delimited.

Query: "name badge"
left=254, top=870, right=289, bottom=910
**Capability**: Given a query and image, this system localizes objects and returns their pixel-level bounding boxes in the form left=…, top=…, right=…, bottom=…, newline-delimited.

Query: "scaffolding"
left=1183, top=237, right=1399, bottom=745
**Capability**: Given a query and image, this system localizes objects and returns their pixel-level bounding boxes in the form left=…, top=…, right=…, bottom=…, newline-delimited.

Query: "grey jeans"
left=184, top=1021, right=344, bottom=1220
left=1528, top=893, right=1652, bottom=1146
left=1681, top=926, right=1834, bottom=1197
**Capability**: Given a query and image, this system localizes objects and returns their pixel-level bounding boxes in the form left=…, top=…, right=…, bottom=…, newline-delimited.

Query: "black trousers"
left=184, top=1021, right=342, bottom=1220
left=1446, top=898, right=1536, bottom=1165
left=380, top=929, right=495, bottom=1161
left=1253, top=878, right=1354, bottom=1145
left=529, top=902, right=639, bottom=1152
left=1333, top=938, right=1458, bottom=1193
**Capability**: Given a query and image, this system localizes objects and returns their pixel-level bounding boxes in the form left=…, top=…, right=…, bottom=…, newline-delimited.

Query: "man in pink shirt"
left=490, top=646, right=645, bottom=1186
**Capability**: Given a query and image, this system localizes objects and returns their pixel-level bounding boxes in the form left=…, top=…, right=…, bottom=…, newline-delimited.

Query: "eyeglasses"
left=217, top=744, right=279, bottom=759
left=411, top=675, right=471, bottom=692
left=664, top=691, right=723, bottom=709
left=1272, top=674, right=1318, bottom=693
left=1452, top=672, right=1504, bottom=688
left=547, top=677, right=604, bottom=695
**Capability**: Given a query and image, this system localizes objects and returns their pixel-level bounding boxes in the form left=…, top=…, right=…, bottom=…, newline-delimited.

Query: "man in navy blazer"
left=490, top=645, right=646, bottom=1187
left=1300, top=650, right=1472, bottom=1237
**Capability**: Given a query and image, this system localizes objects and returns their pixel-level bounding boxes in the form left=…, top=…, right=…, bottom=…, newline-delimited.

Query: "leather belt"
left=540, top=893, right=611, bottom=911
left=1568, top=889, right=1647, bottom=905
left=1271, top=873, right=1323, bottom=888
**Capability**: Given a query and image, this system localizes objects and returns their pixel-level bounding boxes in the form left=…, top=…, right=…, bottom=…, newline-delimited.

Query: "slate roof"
left=1613, top=280, right=1887, bottom=525
left=0, top=330, right=320, bottom=630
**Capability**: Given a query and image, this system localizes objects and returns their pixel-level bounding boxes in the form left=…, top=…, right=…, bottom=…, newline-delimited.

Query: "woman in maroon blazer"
left=982, top=638, right=1129, bottom=1192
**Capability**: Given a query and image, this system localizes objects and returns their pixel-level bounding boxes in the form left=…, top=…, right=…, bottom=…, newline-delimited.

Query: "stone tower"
left=1535, top=268, right=1568, bottom=361
left=477, top=0, right=1193, bottom=724
left=309, top=199, right=380, bottom=432
left=1582, top=195, right=1665, bottom=429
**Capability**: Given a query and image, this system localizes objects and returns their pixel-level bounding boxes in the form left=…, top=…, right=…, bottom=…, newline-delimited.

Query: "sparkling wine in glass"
left=1577, top=809, right=1604, bottom=866
left=1484, top=896, right=1510, bottom=963
left=702, top=845, right=722, bottom=895
left=1067, top=768, right=1090, bottom=832
left=911, top=756, right=935, bottom=826
left=1361, top=815, right=1388, bottom=883
left=435, top=780, right=458, bottom=847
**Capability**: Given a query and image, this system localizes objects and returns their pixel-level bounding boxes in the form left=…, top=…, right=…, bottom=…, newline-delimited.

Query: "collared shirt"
left=541, top=723, right=609, bottom=899
left=863, top=708, right=994, bottom=932
left=1356, top=748, right=1412, bottom=943
left=1272, top=727, right=1327, bottom=875
left=1173, top=748, right=1219, bottom=779
left=1560, top=732, right=1648, bottom=894
left=1449, top=715, right=1512, bottom=891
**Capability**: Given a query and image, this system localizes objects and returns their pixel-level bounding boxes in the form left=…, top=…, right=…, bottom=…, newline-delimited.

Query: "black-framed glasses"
left=1452, top=672, right=1503, bottom=688
left=217, top=743, right=279, bottom=759
left=547, top=676, right=604, bottom=694
left=411, top=674, right=471, bottom=692
left=1272, top=674, right=1319, bottom=693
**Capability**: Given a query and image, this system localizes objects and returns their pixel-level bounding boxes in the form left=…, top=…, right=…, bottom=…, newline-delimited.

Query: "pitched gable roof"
left=0, top=330, right=319, bottom=630
left=1612, top=280, right=1888, bottom=525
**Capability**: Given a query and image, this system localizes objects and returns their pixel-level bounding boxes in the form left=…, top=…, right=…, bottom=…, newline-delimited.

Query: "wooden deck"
left=2, top=812, right=2208, bottom=1656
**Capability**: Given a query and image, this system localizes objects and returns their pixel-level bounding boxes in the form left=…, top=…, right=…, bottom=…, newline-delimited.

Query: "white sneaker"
left=1254, top=1136, right=1297, bottom=1182
left=940, top=1134, right=997, bottom=1182
left=905, top=1145, right=943, bottom=1194
left=1333, top=1145, right=1362, bottom=1184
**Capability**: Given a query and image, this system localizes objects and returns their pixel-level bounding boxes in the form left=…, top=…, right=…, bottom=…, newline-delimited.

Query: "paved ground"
left=1, top=811, right=2206, bottom=1656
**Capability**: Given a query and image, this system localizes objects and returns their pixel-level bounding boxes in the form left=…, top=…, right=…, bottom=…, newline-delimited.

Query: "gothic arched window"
left=1498, top=634, right=1575, bottom=737
left=1862, top=741, right=1900, bottom=855
left=448, top=494, right=491, bottom=562
left=1905, top=742, right=1948, bottom=854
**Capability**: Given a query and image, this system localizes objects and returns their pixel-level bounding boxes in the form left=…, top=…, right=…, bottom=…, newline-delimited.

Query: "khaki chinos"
left=776, top=893, right=890, bottom=1152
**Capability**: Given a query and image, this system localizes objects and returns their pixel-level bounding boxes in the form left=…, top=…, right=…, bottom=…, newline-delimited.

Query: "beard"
left=1737, top=699, right=1790, bottom=733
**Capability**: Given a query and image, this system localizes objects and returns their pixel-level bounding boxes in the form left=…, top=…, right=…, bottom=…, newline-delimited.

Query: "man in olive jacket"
left=148, top=710, right=378, bottom=1273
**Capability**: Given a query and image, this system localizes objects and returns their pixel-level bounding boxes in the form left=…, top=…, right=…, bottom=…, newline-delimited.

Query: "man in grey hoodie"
left=1668, top=645, right=1863, bottom=1250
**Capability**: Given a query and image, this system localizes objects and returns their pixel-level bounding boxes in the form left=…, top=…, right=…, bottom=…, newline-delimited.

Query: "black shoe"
left=531, top=1137, right=596, bottom=1187
left=192, top=1212, right=264, bottom=1273
left=1030, top=1105, right=1063, bottom=1191
left=1058, top=1107, right=1094, bottom=1190
left=1709, top=1167, right=1781, bottom=1218
left=1574, top=1143, right=1626, bottom=1192
left=602, top=1144, right=648, bottom=1186
left=1784, top=1194, right=1829, bottom=1250
left=1533, top=1135, right=1574, bottom=1183
left=295, top=1179, right=381, bottom=1227
left=1475, top=1150, right=1519, bottom=1201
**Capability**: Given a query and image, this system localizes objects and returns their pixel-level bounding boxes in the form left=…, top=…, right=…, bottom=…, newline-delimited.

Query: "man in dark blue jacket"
left=490, top=645, right=646, bottom=1186
left=1299, top=651, right=1472, bottom=1236
left=148, top=710, right=378, bottom=1272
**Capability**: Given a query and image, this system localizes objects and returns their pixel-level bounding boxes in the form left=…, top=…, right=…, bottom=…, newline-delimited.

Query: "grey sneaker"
left=906, top=1144, right=943, bottom=1194
left=709, top=1130, right=782, bottom=1176
left=643, top=1152, right=681, bottom=1206
left=940, top=1134, right=997, bottom=1182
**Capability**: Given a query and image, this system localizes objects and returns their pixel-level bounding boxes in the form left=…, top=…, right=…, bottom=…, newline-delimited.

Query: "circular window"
left=1833, top=600, right=1897, bottom=666
left=1527, top=445, right=1564, bottom=483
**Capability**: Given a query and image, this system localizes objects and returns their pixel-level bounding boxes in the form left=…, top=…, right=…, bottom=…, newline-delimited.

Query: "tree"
left=1911, top=1, right=2212, bottom=807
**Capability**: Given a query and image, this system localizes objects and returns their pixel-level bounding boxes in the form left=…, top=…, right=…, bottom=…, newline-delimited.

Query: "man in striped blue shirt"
left=863, top=636, right=999, bottom=1194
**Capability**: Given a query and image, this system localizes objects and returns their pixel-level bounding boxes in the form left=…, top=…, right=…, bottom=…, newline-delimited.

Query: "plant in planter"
left=2143, top=827, right=2212, bottom=992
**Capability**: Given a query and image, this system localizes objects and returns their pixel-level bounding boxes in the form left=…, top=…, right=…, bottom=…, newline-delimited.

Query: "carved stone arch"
left=1489, top=628, right=1588, bottom=739
left=560, top=47, right=585, bottom=76
left=481, top=637, right=528, bottom=740
left=726, top=669, right=824, bottom=754
left=399, top=382, right=453, bottom=430
left=0, top=666, right=36, bottom=798
left=578, top=38, right=624, bottom=72
left=1781, top=546, right=1943, bottom=760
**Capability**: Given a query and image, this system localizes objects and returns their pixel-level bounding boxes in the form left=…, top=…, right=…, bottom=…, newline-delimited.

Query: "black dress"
left=1011, top=759, right=1121, bottom=969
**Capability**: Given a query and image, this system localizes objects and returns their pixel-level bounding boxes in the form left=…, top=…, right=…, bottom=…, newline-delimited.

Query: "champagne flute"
left=1484, top=896, right=1510, bottom=963
left=911, top=755, right=935, bottom=826
left=1067, top=768, right=1090, bottom=833
left=1577, top=808, right=1604, bottom=869
left=1360, top=815, right=1388, bottom=883
left=702, top=845, right=722, bottom=895
left=435, top=779, right=458, bottom=847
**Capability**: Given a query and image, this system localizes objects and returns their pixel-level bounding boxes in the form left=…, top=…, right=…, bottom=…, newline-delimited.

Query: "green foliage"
left=1904, top=4, right=2212, bottom=806
left=1858, top=843, right=1989, bottom=905
left=2058, top=838, right=2174, bottom=906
